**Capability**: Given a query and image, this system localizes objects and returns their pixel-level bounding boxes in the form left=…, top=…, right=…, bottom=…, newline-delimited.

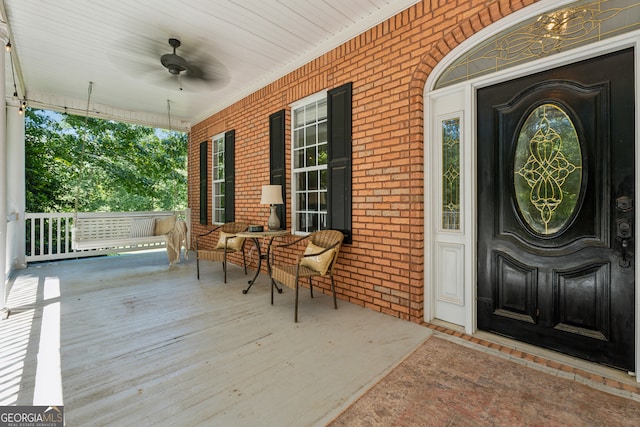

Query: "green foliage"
left=25, top=108, right=187, bottom=213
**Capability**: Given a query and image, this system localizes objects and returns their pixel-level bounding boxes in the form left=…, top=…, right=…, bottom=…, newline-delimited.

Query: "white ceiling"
left=1, top=0, right=419, bottom=131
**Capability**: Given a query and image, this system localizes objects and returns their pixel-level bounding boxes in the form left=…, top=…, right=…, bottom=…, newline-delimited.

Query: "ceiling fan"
left=160, top=38, right=207, bottom=86
left=111, top=36, right=228, bottom=91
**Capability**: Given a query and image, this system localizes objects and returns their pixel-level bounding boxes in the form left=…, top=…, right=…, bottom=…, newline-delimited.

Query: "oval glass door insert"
left=514, top=103, right=582, bottom=235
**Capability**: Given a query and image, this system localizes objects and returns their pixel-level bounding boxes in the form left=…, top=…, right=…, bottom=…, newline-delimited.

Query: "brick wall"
left=189, top=0, right=539, bottom=323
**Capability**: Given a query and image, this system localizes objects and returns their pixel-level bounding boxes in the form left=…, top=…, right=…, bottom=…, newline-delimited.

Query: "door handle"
left=620, top=239, right=630, bottom=268
left=616, top=219, right=632, bottom=268
left=615, top=194, right=633, bottom=269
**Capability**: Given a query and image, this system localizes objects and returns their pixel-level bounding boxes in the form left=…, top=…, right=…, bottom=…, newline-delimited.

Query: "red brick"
left=188, top=0, right=530, bottom=322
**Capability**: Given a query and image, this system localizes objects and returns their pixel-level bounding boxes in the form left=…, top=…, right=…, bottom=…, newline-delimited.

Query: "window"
left=278, top=82, right=351, bottom=242
left=291, top=93, right=328, bottom=233
left=212, top=133, right=225, bottom=223
left=199, top=140, right=208, bottom=225
left=442, top=117, right=461, bottom=230
left=514, top=103, right=581, bottom=235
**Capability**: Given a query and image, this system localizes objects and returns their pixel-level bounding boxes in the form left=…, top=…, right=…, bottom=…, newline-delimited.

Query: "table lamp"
left=260, top=184, right=284, bottom=230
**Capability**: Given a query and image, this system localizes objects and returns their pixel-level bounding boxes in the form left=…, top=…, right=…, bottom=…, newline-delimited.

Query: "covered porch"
left=3, top=250, right=640, bottom=425
left=1, top=250, right=432, bottom=425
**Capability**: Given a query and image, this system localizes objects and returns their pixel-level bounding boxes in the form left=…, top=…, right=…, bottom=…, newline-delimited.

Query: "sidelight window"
left=442, top=117, right=461, bottom=230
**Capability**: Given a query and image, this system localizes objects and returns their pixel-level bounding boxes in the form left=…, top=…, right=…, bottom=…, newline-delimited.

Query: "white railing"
left=25, top=209, right=191, bottom=263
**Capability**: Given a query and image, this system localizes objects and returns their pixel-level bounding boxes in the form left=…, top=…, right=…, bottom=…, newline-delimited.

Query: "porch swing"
left=71, top=83, right=190, bottom=265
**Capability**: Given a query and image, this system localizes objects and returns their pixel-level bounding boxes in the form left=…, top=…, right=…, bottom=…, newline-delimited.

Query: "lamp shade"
left=260, top=185, right=283, bottom=205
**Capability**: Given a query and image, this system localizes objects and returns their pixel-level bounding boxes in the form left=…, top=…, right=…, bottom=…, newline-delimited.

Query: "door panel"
left=477, top=48, right=635, bottom=370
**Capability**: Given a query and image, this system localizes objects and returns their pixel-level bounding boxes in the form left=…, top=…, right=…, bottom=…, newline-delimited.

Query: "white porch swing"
left=70, top=84, right=189, bottom=265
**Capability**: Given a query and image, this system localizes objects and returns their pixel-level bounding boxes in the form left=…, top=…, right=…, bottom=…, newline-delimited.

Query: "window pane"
left=442, top=117, right=460, bottom=230
left=294, top=108, right=304, bottom=128
left=319, top=213, right=327, bottom=229
left=318, top=122, right=327, bottom=143
left=294, top=148, right=304, bottom=168
left=217, top=154, right=224, bottom=180
left=319, top=190, right=327, bottom=211
left=318, top=143, right=327, bottom=165
left=309, top=170, right=318, bottom=190
left=317, top=99, right=327, bottom=120
left=306, top=146, right=316, bottom=168
left=294, top=129, right=304, bottom=148
left=514, top=103, right=582, bottom=235
left=305, top=125, right=316, bottom=147
left=297, top=192, right=307, bottom=211
left=308, top=192, right=318, bottom=211
left=297, top=213, right=307, bottom=231
left=308, top=213, right=319, bottom=230
left=305, top=103, right=317, bottom=125
left=296, top=172, right=307, bottom=191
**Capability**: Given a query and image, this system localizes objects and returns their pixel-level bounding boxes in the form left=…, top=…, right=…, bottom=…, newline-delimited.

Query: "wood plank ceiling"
left=1, top=0, right=419, bottom=130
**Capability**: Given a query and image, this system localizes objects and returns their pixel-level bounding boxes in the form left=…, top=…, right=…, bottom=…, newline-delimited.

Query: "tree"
left=25, top=108, right=187, bottom=213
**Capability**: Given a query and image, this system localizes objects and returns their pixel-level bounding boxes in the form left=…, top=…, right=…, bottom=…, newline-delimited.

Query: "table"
left=236, top=229, right=289, bottom=294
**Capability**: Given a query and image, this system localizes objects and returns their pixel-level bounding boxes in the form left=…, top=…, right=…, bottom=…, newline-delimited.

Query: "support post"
left=0, top=23, right=10, bottom=319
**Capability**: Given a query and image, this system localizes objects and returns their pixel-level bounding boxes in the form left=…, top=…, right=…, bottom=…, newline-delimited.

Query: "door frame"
left=424, top=0, right=640, bottom=377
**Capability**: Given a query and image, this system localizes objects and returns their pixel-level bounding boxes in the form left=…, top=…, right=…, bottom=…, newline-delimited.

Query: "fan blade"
left=109, top=37, right=167, bottom=77
left=184, top=58, right=229, bottom=85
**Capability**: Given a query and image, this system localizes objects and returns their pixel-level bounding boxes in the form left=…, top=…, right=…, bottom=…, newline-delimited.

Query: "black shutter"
left=327, top=82, right=352, bottom=243
left=269, top=110, right=286, bottom=229
left=224, top=130, right=236, bottom=222
left=199, top=140, right=208, bottom=225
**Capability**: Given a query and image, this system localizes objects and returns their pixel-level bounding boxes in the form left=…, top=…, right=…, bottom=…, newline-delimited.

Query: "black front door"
left=477, top=48, right=635, bottom=371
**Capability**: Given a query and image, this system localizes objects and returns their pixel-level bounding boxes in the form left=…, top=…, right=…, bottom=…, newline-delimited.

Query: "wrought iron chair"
left=196, top=222, right=249, bottom=283
left=270, top=229, right=344, bottom=322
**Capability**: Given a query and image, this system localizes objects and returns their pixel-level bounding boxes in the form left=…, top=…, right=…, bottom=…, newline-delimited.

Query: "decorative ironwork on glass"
left=435, top=0, right=640, bottom=89
left=514, top=104, right=582, bottom=235
left=442, top=117, right=460, bottom=230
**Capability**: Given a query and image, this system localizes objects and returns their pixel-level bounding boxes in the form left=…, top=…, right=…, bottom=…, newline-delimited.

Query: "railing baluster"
left=56, top=216, right=61, bottom=255
left=30, top=216, right=35, bottom=257
left=48, top=215, right=54, bottom=256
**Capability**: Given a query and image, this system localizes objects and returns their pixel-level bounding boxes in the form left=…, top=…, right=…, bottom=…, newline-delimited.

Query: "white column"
left=0, top=23, right=9, bottom=319
left=7, top=100, right=25, bottom=270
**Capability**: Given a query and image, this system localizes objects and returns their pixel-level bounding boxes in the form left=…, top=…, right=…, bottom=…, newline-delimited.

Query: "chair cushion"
left=154, top=215, right=176, bottom=235
left=129, top=217, right=156, bottom=238
left=300, top=242, right=335, bottom=275
left=215, top=231, right=244, bottom=251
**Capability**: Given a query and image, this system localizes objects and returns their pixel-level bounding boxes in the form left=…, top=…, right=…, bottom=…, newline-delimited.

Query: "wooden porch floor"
left=1, top=251, right=431, bottom=426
